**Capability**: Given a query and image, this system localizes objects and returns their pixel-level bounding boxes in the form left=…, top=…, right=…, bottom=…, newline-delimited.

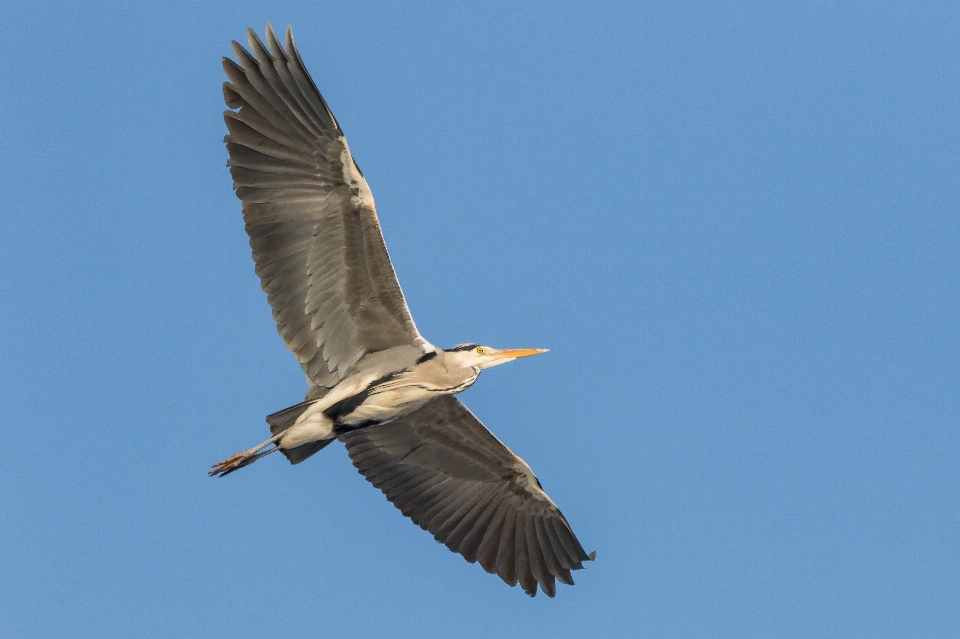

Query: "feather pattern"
left=218, top=24, right=593, bottom=598
left=223, top=24, right=428, bottom=397
left=340, top=395, right=592, bottom=597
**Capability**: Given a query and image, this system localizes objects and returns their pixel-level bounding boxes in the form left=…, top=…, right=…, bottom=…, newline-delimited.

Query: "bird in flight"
left=210, top=24, right=594, bottom=597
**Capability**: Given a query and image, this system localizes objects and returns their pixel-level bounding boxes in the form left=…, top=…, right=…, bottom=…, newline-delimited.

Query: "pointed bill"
left=495, top=348, right=549, bottom=360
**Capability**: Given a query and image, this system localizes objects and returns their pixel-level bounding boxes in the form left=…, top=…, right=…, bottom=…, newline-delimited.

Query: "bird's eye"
left=476, top=347, right=484, bottom=354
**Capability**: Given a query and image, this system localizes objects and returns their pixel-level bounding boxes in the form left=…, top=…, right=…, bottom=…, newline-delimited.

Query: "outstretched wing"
left=222, top=25, right=429, bottom=395
left=340, top=395, right=594, bottom=597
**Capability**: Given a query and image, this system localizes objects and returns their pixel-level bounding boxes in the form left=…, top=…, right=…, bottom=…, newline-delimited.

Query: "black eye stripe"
left=447, top=344, right=480, bottom=352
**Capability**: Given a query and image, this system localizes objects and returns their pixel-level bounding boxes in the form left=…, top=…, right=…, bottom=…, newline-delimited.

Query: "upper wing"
left=339, top=395, right=594, bottom=597
left=222, top=25, right=428, bottom=394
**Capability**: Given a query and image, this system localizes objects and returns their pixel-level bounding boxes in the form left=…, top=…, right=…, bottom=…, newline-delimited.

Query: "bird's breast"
left=333, top=366, right=480, bottom=428
left=337, top=385, right=435, bottom=427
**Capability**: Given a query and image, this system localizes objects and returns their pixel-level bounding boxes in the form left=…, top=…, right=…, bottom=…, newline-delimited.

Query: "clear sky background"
left=2, top=2, right=958, bottom=637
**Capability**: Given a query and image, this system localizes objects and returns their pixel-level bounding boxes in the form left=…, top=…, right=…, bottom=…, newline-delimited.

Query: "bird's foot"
left=209, top=435, right=282, bottom=477
left=209, top=451, right=254, bottom=477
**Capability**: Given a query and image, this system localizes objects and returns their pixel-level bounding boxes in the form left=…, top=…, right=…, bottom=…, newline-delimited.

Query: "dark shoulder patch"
left=415, top=351, right=438, bottom=364
left=324, top=371, right=401, bottom=422
left=324, top=392, right=368, bottom=422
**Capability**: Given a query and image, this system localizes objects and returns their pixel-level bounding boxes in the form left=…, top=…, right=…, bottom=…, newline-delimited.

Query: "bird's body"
left=262, top=345, right=527, bottom=452
left=211, top=24, right=593, bottom=597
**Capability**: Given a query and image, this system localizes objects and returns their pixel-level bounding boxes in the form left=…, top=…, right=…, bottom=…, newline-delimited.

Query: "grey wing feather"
left=223, top=24, right=428, bottom=396
left=339, top=395, right=593, bottom=597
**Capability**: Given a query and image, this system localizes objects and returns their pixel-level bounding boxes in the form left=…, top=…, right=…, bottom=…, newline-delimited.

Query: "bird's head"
left=443, top=344, right=548, bottom=370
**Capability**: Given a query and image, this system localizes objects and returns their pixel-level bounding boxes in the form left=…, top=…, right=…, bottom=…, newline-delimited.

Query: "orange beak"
left=495, top=348, right=549, bottom=360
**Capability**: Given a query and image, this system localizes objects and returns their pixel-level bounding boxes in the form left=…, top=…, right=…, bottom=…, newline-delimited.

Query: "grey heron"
left=211, top=24, right=594, bottom=597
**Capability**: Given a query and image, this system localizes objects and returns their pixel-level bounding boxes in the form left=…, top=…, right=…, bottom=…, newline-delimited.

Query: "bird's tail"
left=266, top=399, right=320, bottom=435
left=279, top=438, right=336, bottom=464
left=266, top=400, right=336, bottom=465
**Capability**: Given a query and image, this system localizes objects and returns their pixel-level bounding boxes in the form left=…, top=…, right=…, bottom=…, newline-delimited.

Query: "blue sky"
left=2, top=2, right=958, bottom=637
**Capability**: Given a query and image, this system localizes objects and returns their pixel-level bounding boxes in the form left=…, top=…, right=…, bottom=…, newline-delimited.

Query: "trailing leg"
left=209, top=432, right=282, bottom=477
